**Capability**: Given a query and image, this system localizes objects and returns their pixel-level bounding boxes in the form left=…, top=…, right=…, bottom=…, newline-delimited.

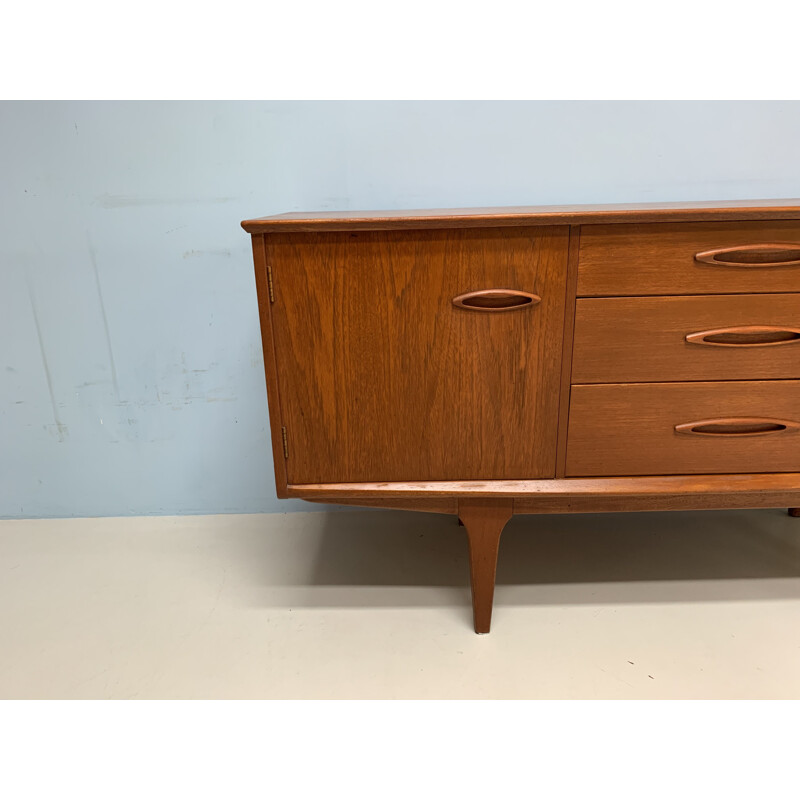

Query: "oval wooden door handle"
left=452, top=289, right=541, bottom=312
left=685, top=325, right=800, bottom=347
left=675, top=417, right=800, bottom=437
left=694, top=243, right=800, bottom=267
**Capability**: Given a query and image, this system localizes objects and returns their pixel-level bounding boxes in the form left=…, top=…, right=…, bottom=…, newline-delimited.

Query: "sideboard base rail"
left=295, top=475, right=800, bottom=633
left=293, top=473, right=800, bottom=509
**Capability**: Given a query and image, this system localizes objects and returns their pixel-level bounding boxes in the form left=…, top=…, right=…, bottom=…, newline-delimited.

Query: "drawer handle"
left=452, top=289, right=541, bottom=312
left=685, top=325, right=800, bottom=347
left=695, top=243, right=800, bottom=268
left=675, top=417, right=800, bottom=437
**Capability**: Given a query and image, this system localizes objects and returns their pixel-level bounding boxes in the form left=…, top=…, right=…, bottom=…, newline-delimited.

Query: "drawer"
left=566, top=381, right=800, bottom=476
left=572, top=294, right=800, bottom=383
left=578, top=221, right=800, bottom=296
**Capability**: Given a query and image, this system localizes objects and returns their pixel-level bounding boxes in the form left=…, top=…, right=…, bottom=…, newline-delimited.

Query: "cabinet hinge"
left=266, top=265, right=275, bottom=303
left=281, top=426, right=289, bottom=459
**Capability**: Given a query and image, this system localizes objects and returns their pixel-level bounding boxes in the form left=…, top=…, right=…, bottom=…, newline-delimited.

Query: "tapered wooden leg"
left=458, top=498, right=514, bottom=634
left=789, top=508, right=800, bottom=517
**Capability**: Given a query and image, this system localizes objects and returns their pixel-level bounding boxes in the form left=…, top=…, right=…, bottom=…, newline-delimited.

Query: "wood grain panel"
left=578, top=221, right=800, bottom=296
left=572, top=294, right=800, bottom=383
left=242, top=199, right=800, bottom=233
left=566, top=381, right=800, bottom=476
left=268, top=227, right=568, bottom=483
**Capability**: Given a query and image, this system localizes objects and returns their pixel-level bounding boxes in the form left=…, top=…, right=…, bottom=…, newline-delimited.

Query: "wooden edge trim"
left=514, top=493, right=800, bottom=514
left=304, top=497, right=458, bottom=514
left=241, top=205, right=800, bottom=233
left=555, top=225, right=580, bottom=477
left=252, top=234, right=289, bottom=498
left=298, top=483, right=800, bottom=515
left=286, top=474, right=800, bottom=499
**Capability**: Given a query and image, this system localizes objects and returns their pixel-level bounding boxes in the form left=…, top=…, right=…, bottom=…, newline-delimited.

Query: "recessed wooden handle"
left=452, top=289, right=541, bottom=312
left=675, top=417, right=800, bottom=437
left=695, top=243, right=800, bottom=267
left=685, top=325, right=800, bottom=347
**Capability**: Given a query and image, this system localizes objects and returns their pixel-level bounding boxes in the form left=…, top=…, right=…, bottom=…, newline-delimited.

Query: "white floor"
left=1, top=507, right=799, bottom=699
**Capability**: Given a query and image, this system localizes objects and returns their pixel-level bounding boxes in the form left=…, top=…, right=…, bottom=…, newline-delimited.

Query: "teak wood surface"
left=566, top=380, right=800, bottom=476
left=572, top=293, right=800, bottom=383
left=245, top=201, right=800, bottom=633
left=242, top=199, right=800, bottom=233
left=578, top=221, right=800, bottom=296
left=555, top=227, right=582, bottom=477
left=251, top=235, right=289, bottom=495
left=267, top=227, right=568, bottom=484
left=296, top=474, right=800, bottom=513
left=286, top=473, right=800, bottom=499
left=459, top=499, right=513, bottom=634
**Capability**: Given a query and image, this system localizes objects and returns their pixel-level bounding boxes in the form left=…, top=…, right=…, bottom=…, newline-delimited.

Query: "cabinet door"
left=268, top=227, right=568, bottom=484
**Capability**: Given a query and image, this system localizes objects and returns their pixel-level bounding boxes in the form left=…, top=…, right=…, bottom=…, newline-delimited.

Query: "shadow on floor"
left=232, top=507, right=800, bottom=610
left=289, top=507, right=800, bottom=607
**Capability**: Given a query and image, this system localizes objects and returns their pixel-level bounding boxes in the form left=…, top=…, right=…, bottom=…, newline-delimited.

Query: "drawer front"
left=566, top=381, right=800, bottom=476
left=572, top=294, right=800, bottom=383
left=269, top=227, right=568, bottom=484
left=578, top=221, right=800, bottom=296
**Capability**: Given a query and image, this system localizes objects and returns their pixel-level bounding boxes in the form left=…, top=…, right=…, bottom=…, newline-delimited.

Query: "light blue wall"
left=2, top=101, right=800, bottom=518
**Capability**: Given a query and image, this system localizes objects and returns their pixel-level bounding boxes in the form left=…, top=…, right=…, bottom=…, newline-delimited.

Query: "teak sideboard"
left=242, top=200, right=800, bottom=633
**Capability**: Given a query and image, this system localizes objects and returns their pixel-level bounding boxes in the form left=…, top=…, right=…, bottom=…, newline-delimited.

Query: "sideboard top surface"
left=242, top=199, right=800, bottom=233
